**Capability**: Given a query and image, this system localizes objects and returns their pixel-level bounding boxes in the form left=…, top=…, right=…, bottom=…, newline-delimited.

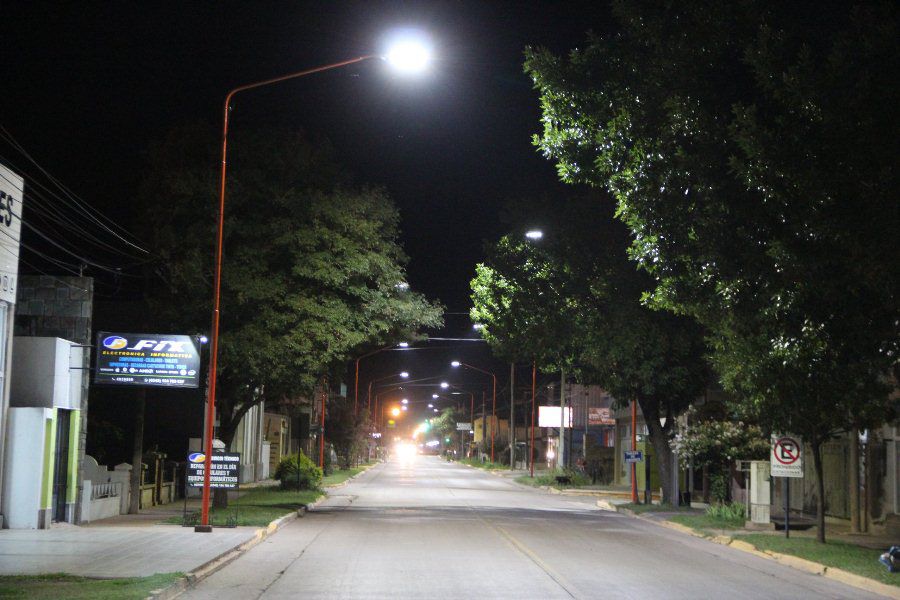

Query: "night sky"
left=3, top=2, right=611, bottom=458
left=3, top=1, right=608, bottom=315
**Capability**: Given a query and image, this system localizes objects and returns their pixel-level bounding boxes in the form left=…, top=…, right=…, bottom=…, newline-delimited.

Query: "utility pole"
left=559, top=368, right=566, bottom=470
left=530, top=361, right=536, bottom=477
left=509, top=363, right=515, bottom=470
left=481, top=391, right=486, bottom=457
left=631, top=400, right=638, bottom=503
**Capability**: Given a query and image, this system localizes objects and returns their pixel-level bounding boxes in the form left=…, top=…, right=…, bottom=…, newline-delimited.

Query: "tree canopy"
left=524, top=1, right=898, bottom=539
left=137, top=124, right=442, bottom=445
left=471, top=197, right=708, bottom=502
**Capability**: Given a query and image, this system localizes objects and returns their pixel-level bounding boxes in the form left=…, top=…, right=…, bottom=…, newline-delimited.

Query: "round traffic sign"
left=773, top=437, right=801, bottom=465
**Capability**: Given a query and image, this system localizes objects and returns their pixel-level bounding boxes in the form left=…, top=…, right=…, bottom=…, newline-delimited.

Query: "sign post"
left=771, top=435, right=803, bottom=538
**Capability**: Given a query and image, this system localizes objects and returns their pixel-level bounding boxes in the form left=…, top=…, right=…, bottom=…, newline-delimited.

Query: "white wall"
left=10, top=337, right=80, bottom=410
left=1, top=407, right=51, bottom=529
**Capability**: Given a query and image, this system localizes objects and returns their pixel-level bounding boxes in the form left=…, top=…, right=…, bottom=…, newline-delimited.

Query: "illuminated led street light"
left=428, top=403, right=433, bottom=408
left=402, top=405, right=408, bottom=411
left=398, top=342, right=409, bottom=348
left=525, top=229, right=543, bottom=240
left=451, top=361, right=461, bottom=367
left=400, top=371, right=410, bottom=378
left=440, top=382, right=449, bottom=389
left=401, top=398, right=409, bottom=405
left=385, top=36, right=431, bottom=73
left=432, top=394, right=439, bottom=399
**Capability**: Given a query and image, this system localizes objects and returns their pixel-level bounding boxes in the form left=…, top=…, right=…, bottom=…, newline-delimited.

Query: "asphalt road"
left=181, top=455, right=883, bottom=599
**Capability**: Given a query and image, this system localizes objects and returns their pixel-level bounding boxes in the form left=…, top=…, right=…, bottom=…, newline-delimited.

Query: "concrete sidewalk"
left=0, top=496, right=265, bottom=577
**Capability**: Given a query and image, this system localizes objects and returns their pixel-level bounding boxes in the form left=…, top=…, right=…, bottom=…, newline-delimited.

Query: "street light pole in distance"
left=355, top=342, right=408, bottom=416
left=197, top=35, right=432, bottom=533
left=450, top=361, right=497, bottom=462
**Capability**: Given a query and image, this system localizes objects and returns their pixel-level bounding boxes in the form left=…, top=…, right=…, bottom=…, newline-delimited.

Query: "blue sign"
left=95, top=332, right=201, bottom=388
left=624, top=450, right=644, bottom=463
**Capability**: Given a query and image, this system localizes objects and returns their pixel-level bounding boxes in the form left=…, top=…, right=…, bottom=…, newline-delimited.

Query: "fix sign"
left=770, top=435, right=803, bottom=478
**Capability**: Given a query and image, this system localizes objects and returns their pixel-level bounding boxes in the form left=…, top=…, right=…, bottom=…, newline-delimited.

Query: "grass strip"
left=0, top=572, right=183, bottom=600
left=459, top=457, right=507, bottom=470
left=669, top=513, right=745, bottom=535
left=165, top=485, right=322, bottom=527
left=733, top=534, right=899, bottom=587
left=322, top=463, right=374, bottom=487
left=619, top=502, right=696, bottom=514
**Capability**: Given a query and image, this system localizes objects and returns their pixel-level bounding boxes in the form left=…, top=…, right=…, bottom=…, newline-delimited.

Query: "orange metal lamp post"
left=198, top=39, right=431, bottom=533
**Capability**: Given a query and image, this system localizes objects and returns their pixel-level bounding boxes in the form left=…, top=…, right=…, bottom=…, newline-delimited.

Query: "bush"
left=706, top=502, right=746, bottom=525
left=275, top=452, right=323, bottom=490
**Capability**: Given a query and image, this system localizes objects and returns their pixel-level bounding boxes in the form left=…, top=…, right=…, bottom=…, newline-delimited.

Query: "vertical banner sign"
left=187, top=452, right=240, bottom=489
left=0, top=165, right=23, bottom=305
left=770, top=435, right=803, bottom=478
left=95, top=332, right=201, bottom=388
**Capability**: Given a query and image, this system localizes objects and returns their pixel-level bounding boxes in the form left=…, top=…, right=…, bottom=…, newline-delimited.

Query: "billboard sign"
left=0, top=165, right=23, bottom=305
left=588, top=407, right=615, bottom=426
left=95, top=332, right=201, bottom=388
left=770, top=435, right=803, bottom=478
left=538, top=406, right=573, bottom=428
left=187, top=452, right=240, bottom=489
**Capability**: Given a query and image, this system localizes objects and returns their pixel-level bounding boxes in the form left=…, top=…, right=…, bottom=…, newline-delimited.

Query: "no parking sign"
left=770, top=435, right=803, bottom=478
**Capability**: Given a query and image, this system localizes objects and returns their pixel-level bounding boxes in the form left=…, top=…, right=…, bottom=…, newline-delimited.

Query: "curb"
left=146, top=507, right=306, bottom=600
left=612, top=507, right=900, bottom=599
left=148, top=465, right=378, bottom=598
left=321, top=463, right=376, bottom=491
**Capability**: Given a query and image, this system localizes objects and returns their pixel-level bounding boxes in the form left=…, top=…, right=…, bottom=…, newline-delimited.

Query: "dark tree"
left=525, top=2, right=899, bottom=540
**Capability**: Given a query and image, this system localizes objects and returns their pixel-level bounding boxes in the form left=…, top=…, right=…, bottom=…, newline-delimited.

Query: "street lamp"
left=355, top=343, right=409, bottom=416
left=368, top=371, right=410, bottom=415
left=198, top=38, right=430, bottom=533
left=451, top=361, right=498, bottom=462
left=525, top=229, right=543, bottom=240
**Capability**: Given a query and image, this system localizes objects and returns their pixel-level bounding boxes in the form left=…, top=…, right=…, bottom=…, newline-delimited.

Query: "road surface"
left=181, top=455, right=883, bottom=599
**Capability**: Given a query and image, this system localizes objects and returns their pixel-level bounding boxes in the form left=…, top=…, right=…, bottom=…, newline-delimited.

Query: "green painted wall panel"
left=41, top=408, right=58, bottom=510
left=67, top=410, right=80, bottom=503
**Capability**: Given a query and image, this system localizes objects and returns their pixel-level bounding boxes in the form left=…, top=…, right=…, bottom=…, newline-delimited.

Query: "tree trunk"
left=849, top=428, right=860, bottom=533
left=643, top=406, right=674, bottom=505
left=812, top=437, right=826, bottom=543
left=128, top=389, right=146, bottom=514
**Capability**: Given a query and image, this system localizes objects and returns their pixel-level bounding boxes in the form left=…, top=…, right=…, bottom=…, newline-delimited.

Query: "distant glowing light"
left=400, top=371, right=410, bottom=378
left=427, top=403, right=433, bottom=408
left=440, top=382, right=449, bottom=389
left=391, top=407, right=401, bottom=417
left=401, top=398, right=409, bottom=405
left=525, top=229, right=543, bottom=240
left=451, top=361, right=461, bottom=367
left=472, top=323, right=484, bottom=331
left=402, top=405, right=408, bottom=411
left=398, top=342, right=409, bottom=348
left=395, top=442, right=416, bottom=460
left=432, top=394, right=439, bottom=399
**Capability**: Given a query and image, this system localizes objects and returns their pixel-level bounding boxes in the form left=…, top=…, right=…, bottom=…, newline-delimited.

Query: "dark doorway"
left=52, top=409, right=71, bottom=522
